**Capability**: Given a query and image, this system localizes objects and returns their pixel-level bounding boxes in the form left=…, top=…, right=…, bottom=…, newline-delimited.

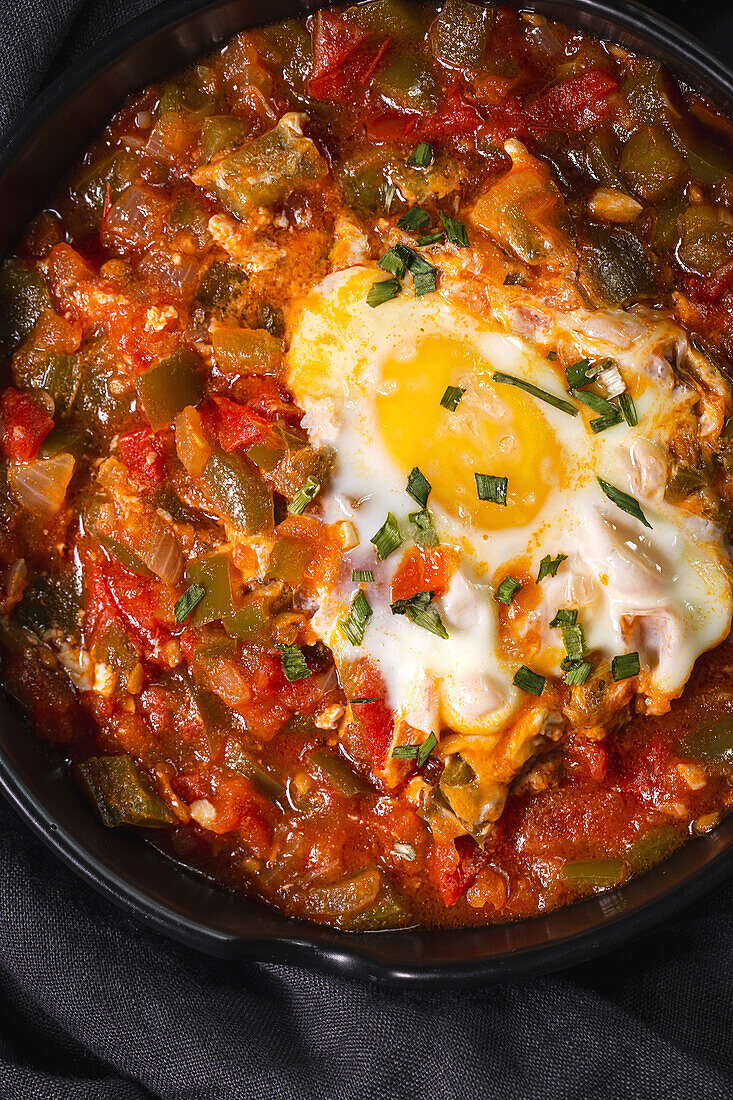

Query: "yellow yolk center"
left=376, top=335, right=560, bottom=530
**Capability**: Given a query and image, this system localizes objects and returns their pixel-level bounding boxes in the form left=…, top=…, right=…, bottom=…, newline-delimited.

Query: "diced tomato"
left=310, top=10, right=372, bottom=82
left=117, top=428, right=165, bottom=490
left=428, top=841, right=465, bottom=906
left=524, top=68, right=618, bottom=133
left=0, top=387, right=54, bottom=461
left=391, top=546, right=458, bottom=603
left=367, top=111, right=419, bottom=143
left=484, top=94, right=526, bottom=140
left=211, top=395, right=269, bottom=451
left=98, top=557, right=170, bottom=650
left=685, top=258, right=733, bottom=304
left=420, top=93, right=485, bottom=140
left=308, top=10, right=389, bottom=105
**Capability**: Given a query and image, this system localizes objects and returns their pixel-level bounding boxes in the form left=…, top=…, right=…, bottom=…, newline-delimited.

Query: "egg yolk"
left=376, top=335, right=560, bottom=530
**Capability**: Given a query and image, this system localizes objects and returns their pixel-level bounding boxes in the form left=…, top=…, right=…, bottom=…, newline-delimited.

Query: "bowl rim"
left=2, top=0, right=733, bottom=987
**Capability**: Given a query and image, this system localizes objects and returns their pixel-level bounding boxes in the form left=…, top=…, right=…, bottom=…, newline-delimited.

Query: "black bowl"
left=2, top=0, right=733, bottom=987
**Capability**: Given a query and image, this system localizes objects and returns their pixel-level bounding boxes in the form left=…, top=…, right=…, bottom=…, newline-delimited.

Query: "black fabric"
left=1, top=1, right=733, bottom=1096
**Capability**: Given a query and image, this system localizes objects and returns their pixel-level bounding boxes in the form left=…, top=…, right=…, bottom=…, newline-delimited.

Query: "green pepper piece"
left=347, top=0, right=427, bottom=38
left=222, top=597, right=271, bottom=642
left=158, top=64, right=219, bottom=116
left=135, top=348, right=203, bottom=431
left=186, top=551, right=235, bottom=625
left=586, top=130, right=625, bottom=189
left=258, top=19, right=313, bottom=95
left=40, top=427, right=88, bottom=460
left=224, top=741, right=286, bottom=803
left=196, top=262, right=248, bottom=309
left=625, top=824, right=683, bottom=874
left=266, top=536, right=314, bottom=587
left=70, top=150, right=139, bottom=227
left=40, top=352, right=83, bottom=415
left=92, top=622, right=138, bottom=688
left=373, top=55, right=439, bottom=113
left=623, top=62, right=679, bottom=128
left=579, top=225, right=658, bottom=307
left=74, top=342, right=135, bottom=441
left=620, top=126, right=685, bottom=201
left=246, top=429, right=331, bottom=499
left=76, top=754, right=176, bottom=828
left=193, top=115, right=328, bottom=218
left=652, top=193, right=685, bottom=250
left=561, top=858, right=626, bottom=888
left=677, top=205, right=733, bottom=276
left=310, top=748, right=371, bottom=796
left=84, top=494, right=152, bottom=577
left=0, top=259, right=51, bottom=355
left=200, top=116, right=253, bottom=163
left=13, top=569, right=84, bottom=638
left=204, top=449, right=274, bottom=534
left=211, top=325, right=283, bottom=375
left=431, top=0, right=492, bottom=68
left=665, top=466, right=707, bottom=503
left=682, top=714, right=733, bottom=762
left=335, top=146, right=404, bottom=212
left=344, top=874, right=410, bottom=930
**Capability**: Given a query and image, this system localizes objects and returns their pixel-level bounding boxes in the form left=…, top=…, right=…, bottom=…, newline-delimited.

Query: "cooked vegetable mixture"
left=3, top=2, right=733, bottom=929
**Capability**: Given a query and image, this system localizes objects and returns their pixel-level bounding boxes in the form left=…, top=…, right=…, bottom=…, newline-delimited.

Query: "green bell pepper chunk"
left=652, top=194, right=685, bottom=250
left=77, top=754, right=176, bottom=828
left=579, top=225, right=658, bottom=307
left=13, top=569, right=84, bottom=638
left=74, top=342, right=136, bottom=441
left=586, top=130, right=625, bottom=189
left=196, top=262, right=248, bottom=309
left=222, top=597, right=272, bottom=642
left=372, top=55, right=439, bottom=113
left=677, top=205, right=733, bottom=276
left=246, top=428, right=330, bottom=500
left=431, top=0, right=492, bottom=68
left=682, top=714, right=733, bottom=763
left=224, top=741, right=286, bottom=803
left=204, top=449, right=274, bottom=534
left=70, top=150, right=138, bottom=227
left=344, top=874, right=410, bottom=930
left=40, top=352, right=82, bottom=415
left=623, top=62, right=678, bottom=128
left=92, top=622, right=138, bottom=688
left=40, top=427, right=88, bottom=461
left=0, top=259, right=51, bottom=355
left=625, top=824, right=682, bottom=874
left=84, top=495, right=153, bottom=577
left=620, top=126, right=685, bottom=201
left=561, top=858, right=626, bottom=888
left=186, top=551, right=235, bottom=625
left=347, top=0, right=427, bottom=37
left=200, top=116, right=253, bottom=163
left=266, top=536, right=315, bottom=587
left=211, top=325, right=283, bottom=375
left=309, top=748, right=371, bottom=796
left=258, top=19, right=312, bottom=95
left=135, top=348, right=203, bottom=431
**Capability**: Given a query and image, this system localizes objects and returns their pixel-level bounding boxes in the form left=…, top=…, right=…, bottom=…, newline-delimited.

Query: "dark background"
left=1, top=2, right=733, bottom=1097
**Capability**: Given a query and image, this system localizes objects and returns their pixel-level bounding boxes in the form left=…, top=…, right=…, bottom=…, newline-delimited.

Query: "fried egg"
left=286, top=264, right=733, bottom=786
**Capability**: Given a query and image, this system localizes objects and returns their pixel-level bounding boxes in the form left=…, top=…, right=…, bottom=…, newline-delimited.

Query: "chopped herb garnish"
left=561, top=622, right=587, bottom=662
left=277, top=644, right=311, bottom=682
left=590, top=411, right=623, bottom=434
left=550, top=608, right=577, bottom=627
left=439, top=213, right=470, bottom=247
left=417, top=731, right=438, bottom=766
left=350, top=696, right=377, bottom=704
left=513, top=665, right=545, bottom=696
left=351, top=569, right=374, bottom=583
left=288, top=475, right=321, bottom=515
left=371, top=512, right=403, bottom=560
left=397, top=206, right=430, bottom=232
left=407, top=466, right=431, bottom=509
left=412, top=268, right=438, bottom=296
left=475, top=473, right=508, bottom=505
left=392, top=744, right=419, bottom=759
left=367, top=277, right=401, bottom=308
left=564, top=660, right=592, bottom=686
left=391, top=590, right=448, bottom=639
left=383, top=182, right=395, bottom=212
left=409, top=508, right=439, bottom=547
left=417, top=230, right=445, bottom=247
left=377, top=244, right=411, bottom=279
left=537, top=553, right=567, bottom=582
left=570, top=387, right=617, bottom=416
left=493, top=371, right=578, bottom=416
left=565, top=359, right=597, bottom=388
left=612, top=651, right=641, bottom=681
left=440, top=385, right=466, bottom=411
left=340, top=589, right=373, bottom=646
left=619, top=392, right=638, bottom=427
left=174, top=582, right=205, bottom=624
left=392, top=842, right=416, bottom=860
left=494, top=575, right=521, bottom=604
left=407, top=142, right=433, bottom=167
left=597, top=477, right=652, bottom=529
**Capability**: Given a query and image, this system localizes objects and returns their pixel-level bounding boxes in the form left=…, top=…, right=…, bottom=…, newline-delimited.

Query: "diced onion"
left=8, top=453, right=75, bottom=517
left=131, top=512, right=184, bottom=585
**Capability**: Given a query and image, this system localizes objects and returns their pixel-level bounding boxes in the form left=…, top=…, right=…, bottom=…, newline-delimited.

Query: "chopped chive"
left=475, top=473, right=508, bottom=505
left=440, top=385, right=466, bottom=411
left=492, top=371, right=578, bottom=416
left=417, top=731, right=438, bottom=766
left=404, top=249, right=435, bottom=275
left=439, top=213, right=470, bottom=247
left=276, top=643, right=311, bottom=682
left=550, top=608, right=577, bottom=627
left=174, top=582, right=205, bottom=624
left=391, top=590, right=448, bottom=639
left=494, top=575, right=521, bottom=604
left=397, top=206, right=430, bottom=232
left=537, top=553, right=567, bottom=582
left=412, top=268, right=438, bottom=296
left=611, top=651, right=640, bottom=681
left=590, top=412, right=623, bottom=434
left=351, top=569, right=374, bottom=583
left=407, top=466, right=431, bottom=509
left=392, top=842, right=416, bottom=860
left=561, top=622, right=587, bottom=662
left=340, top=589, right=373, bottom=646
left=407, top=142, right=433, bottom=167
left=513, top=665, right=545, bottom=696
left=392, top=744, right=419, bottom=759
left=564, top=660, right=592, bottom=685
left=367, top=277, right=401, bottom=308
left=570, top=387, right=617, bottom=416
left=288, top=475, right=321, bottom=515
left=417, top=230, right=445, bottom=246
left=619, top=392, right=638, bottom=426
left=351, top=696, right=377, bottom=704
left=409, top=508, right=439, bottom=548
left=565, top=359, right=594, bottom=388
left=597, top=477, right=652, bottom=529
left=371, top=512, right=402, bottom=560
left=377, top=243, right=411, bottom=279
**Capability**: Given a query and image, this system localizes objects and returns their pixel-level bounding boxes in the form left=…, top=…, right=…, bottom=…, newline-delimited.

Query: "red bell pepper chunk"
left=367, top=111, right=420, bottom=143
left=524, top=68, right=618, bottom=133
left=428, top=841, right=466, bottom=907
left=117, top=428, right=165, bottom=490
left=0, top=387, right=54, bottom=461
left=212, top=395, right=269, bottom=452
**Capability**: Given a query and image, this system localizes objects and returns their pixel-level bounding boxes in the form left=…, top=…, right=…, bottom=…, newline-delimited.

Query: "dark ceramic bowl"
left=2, top=0, right=733, bottom=987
